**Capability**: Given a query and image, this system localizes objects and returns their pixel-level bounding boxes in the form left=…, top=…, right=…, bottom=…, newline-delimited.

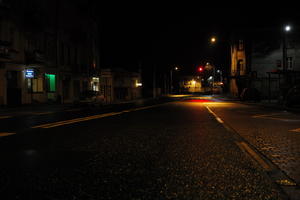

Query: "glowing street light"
left=285, top=25, right=291, bottom=32
left=210, top=37, right=216, bottom=44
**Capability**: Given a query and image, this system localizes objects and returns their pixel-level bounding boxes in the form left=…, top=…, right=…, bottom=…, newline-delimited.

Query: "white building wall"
left=252, top=48, right=300, bottom=78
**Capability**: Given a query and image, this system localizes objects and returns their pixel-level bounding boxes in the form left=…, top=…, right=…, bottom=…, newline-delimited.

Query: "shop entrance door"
left=6, top=71, right=21, bottom=106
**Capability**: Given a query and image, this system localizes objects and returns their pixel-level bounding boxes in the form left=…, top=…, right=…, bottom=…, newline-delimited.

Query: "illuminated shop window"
left=45, top=74, right=56, bottom=92
left=91, top=77, right=99, bottom=91
left=28, top=78, right=43, bottom=93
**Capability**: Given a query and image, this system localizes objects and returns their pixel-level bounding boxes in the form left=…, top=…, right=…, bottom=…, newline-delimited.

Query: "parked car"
left=76, top=90, right=104, bottom=106
left=240, top=88, right=261, bottom=102
left=284, top=84, right=300, bottom=107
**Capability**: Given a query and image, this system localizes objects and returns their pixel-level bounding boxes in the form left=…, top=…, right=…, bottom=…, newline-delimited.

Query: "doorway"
left=6, top=71, right=21, bottom=106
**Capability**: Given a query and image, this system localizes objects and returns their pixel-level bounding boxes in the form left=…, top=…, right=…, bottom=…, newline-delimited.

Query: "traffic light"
left=198, top=66, right=204, bottom=72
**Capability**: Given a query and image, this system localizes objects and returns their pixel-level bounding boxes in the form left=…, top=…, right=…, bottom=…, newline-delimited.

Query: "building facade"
left=229, top=37, right=248, bottom=97
left=179, top=76, right=202, bottom=93
left=250, top=28, right=300, bottom=99
left=100, top=68, right=142, bottom=104
left=229, top=26, right=300, bottom=100
left=0, top=0, right=100, bottom=106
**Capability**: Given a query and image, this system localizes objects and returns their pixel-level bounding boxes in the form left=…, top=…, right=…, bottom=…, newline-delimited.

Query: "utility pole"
left=282, top=31, right=287, bottom=72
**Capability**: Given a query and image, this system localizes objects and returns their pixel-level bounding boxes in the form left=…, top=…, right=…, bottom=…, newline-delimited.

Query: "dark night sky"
left=97, top=5, right=300, bottom=73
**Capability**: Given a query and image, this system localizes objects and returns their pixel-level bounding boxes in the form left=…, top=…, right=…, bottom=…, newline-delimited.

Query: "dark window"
left=287, top=57, right=293, bottom=70
left=60, top=42, right=64, bottom=65
left=74, top=48, right=78, bottom=64
left=9, top=28, right=15, bottom=47
left=276, top=60, right=282, bottom=68
left=237, top=59, right=244, bottom=72
left=67, top=46, right=71, bottom=65
left=238, top=40, right=244, bottom=50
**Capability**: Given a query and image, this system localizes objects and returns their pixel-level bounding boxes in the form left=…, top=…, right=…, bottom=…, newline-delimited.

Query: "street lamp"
left=170, top=66, right=179, bottom=94
left=210, top=36, right=216, bottom=44
left=285, top=25, right=291, bottom=32
left=191, top=79, right=196, bottom=93
left=283, top=24, right=292, bottom=71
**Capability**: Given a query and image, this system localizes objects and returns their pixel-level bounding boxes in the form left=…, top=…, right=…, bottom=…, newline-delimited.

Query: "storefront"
left=23, top=67, right=57, bottom=104
left=91, top=77, right=100, bottom=92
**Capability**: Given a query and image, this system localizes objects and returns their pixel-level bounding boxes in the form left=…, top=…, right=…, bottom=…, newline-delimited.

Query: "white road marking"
left=0, top=132, right=16, bottom=137
left=206, top=106, right=224, bottom=124
left=216, top=117, right=224, bottom=123
left=206, top=105, right=270, bottom=171
left=252, top=113, right=300, bottom=122
left=236, top=141, right=271, bottom=171
left=252, top=113, right=282, bottom=118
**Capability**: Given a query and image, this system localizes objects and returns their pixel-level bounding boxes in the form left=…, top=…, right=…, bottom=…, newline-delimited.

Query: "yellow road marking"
left=0, top=116, right=12, bottom=119
left=32, top=104, right=162, bottom=129
left=32, top=112, right=122, bottom=128
left=130, top=105, right=159, bottom=111
left=34, top=112, right=54, bottom=115
left=276, top=179, right=297, bottom=186
left=0, top=132, right=16, bottom=137
left=66, top=108, right=82, bottom=112
left=289, top=128, right=300, bottom=132
left=236, top=141, right=271, bottom=171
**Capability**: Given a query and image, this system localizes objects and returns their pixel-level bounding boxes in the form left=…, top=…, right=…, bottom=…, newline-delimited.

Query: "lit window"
left=91, top=77, right=100, bottom=91
left=32, top=78, right=43, bottom=93
left=45, top=74, right=56, bottom=92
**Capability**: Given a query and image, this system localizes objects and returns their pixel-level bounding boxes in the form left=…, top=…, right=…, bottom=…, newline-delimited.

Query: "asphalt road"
left=0, top=97, right=297, bottom=199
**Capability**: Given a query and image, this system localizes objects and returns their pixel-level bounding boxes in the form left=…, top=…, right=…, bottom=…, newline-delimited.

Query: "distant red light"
left=184, top=99, right=214, bottom=103
left=198, top=67, right=203, bottom=72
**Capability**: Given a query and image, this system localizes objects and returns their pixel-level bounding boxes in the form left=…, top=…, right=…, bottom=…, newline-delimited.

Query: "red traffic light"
left=198, top=66, right=203, bottom=72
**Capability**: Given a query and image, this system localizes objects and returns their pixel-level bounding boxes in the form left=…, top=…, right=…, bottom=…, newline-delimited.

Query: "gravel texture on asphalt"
left=207, top=103, right=300, bottom=184
left=0, top=102, right=283, bottom=199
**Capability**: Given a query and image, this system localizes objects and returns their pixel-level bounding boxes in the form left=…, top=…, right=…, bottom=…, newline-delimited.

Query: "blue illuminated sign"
left=25, top=69, right=35, bottom=78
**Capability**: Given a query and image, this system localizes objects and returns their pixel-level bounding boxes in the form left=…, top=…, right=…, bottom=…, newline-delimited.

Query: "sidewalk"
left=207, top=95, right=300, bottom=199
